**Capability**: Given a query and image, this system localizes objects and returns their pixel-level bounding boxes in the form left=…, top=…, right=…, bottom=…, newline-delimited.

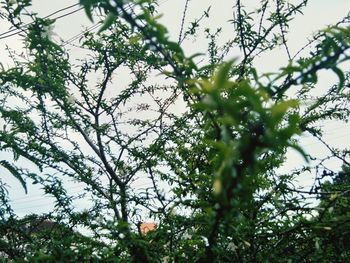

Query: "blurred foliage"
left=0, top=0, right=349, bottom=262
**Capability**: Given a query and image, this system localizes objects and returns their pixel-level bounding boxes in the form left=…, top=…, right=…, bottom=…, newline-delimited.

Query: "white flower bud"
left=66, top=94, right=76, bottom=105
left=227, top=242, right=237, bottom=251
left=201, top=236, right=209, bottom=247
left=41, top=24, right=55, bottom=40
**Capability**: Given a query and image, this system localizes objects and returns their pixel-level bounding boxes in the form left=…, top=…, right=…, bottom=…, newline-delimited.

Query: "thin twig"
left=178, top=0, right=191, bottom=44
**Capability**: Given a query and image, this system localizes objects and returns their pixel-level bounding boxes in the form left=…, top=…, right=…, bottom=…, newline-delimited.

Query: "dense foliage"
left=0, top=0, right=349, bottom=262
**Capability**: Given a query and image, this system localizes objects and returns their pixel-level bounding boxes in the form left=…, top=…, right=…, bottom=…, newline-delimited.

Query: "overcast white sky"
left=0, top=0, right=349, bottom=217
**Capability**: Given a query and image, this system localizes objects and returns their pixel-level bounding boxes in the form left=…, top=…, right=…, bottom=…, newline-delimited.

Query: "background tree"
left=0, top=0, right=349, bottom=262
left=299, top=165, right=350, bottom=262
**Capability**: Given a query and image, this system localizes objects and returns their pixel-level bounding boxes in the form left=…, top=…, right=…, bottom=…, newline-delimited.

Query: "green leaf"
left=270, top=100, right=298, bottom=123
left=98, top=13, right=117, bottom=34
left=80, top=0, right=94, bottom=22
left=287, top=143, right=309, bottom=163
left=332, top=67, right=345, bottom=91
left=0, top=160, right=27, bottom=193
left=129, top=34, right=142, bottom=45
left=214, top=60, right=235, bottom=90
left=167, top=41, right=183, bottom=55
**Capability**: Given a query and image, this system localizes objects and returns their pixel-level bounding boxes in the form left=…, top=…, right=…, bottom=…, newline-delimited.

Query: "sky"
left=0, top=0, right=349, bottom=217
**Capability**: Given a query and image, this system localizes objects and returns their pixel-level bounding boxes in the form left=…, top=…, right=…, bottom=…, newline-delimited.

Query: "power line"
left=14, top=202, right=54, bottom=212
left=0, top=3, right=82, bottom=40
left=0, top=3, right=80, bottom=37
left=62, top=23, right=100, bottom=46
left=302, top=132, right=350, bottom=147
left=42, top=3, right=80, bottom=18
left=301, top=126, right=350, bottom=139
left=12, top=182, right=155, bottom=211
left=9, top=180, right=154, bottom=205
left=62, top=0, right=171, bottom=47
left=10, top=184, right=84, bottom=203
left=61, top=3, right=138, bottom=47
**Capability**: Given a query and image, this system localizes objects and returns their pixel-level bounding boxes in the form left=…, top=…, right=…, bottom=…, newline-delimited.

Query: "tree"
left=299, top=165, right=350, bottom=262
left=0, top=0, right=349, bottom=262
left=0, top=213, right=108, bottom=262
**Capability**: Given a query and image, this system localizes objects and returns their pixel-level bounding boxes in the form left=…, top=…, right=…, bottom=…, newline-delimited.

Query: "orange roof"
left=140, top=222, right=156, bottom=235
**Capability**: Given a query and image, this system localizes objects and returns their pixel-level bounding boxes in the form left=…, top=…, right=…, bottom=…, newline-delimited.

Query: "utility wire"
left=0, top=3, right=82, bottom=40
left=10, top=185, right=84, bottom=203
left=301, top=125, right=350, bottom=137
left=12, top=184, right=154, bottom=211
left=0, top=3, right=80, bottom=37
left=62, top=0, right=170, bottom=47
left=10, top=181, right=153, bottom=204
left=62, top=2, right=138, bottom=47
left=302, top=132, right=350, bottom=147
left=62, top=23, right=100, bottom=46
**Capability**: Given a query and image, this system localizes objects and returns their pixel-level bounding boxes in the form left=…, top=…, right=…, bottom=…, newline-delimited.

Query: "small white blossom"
left=213, top=179, right=222, bottom=195
left=119, top=233, right=125, bottom=239
left=120, top=251, right=129, bottom=257
left=227, top=242, right=237, bottom=251
left=201, top=236, right=209, bottom=247
left=66, top=94, right=76, bottom=105
left=202, top=95, right=216, bottom=107
left=162, top=256, right=170, bottom=263
left=183, top=232, right=192, bottom=239
left=184, top=143, right=191, bottom=148
left=243, top=240, right=251, bottom=247
left=41, top=24, right=55, bottom=40
left=315, top=238, right=320, bottom=250
left=97, top=214, right=104, bottom=223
